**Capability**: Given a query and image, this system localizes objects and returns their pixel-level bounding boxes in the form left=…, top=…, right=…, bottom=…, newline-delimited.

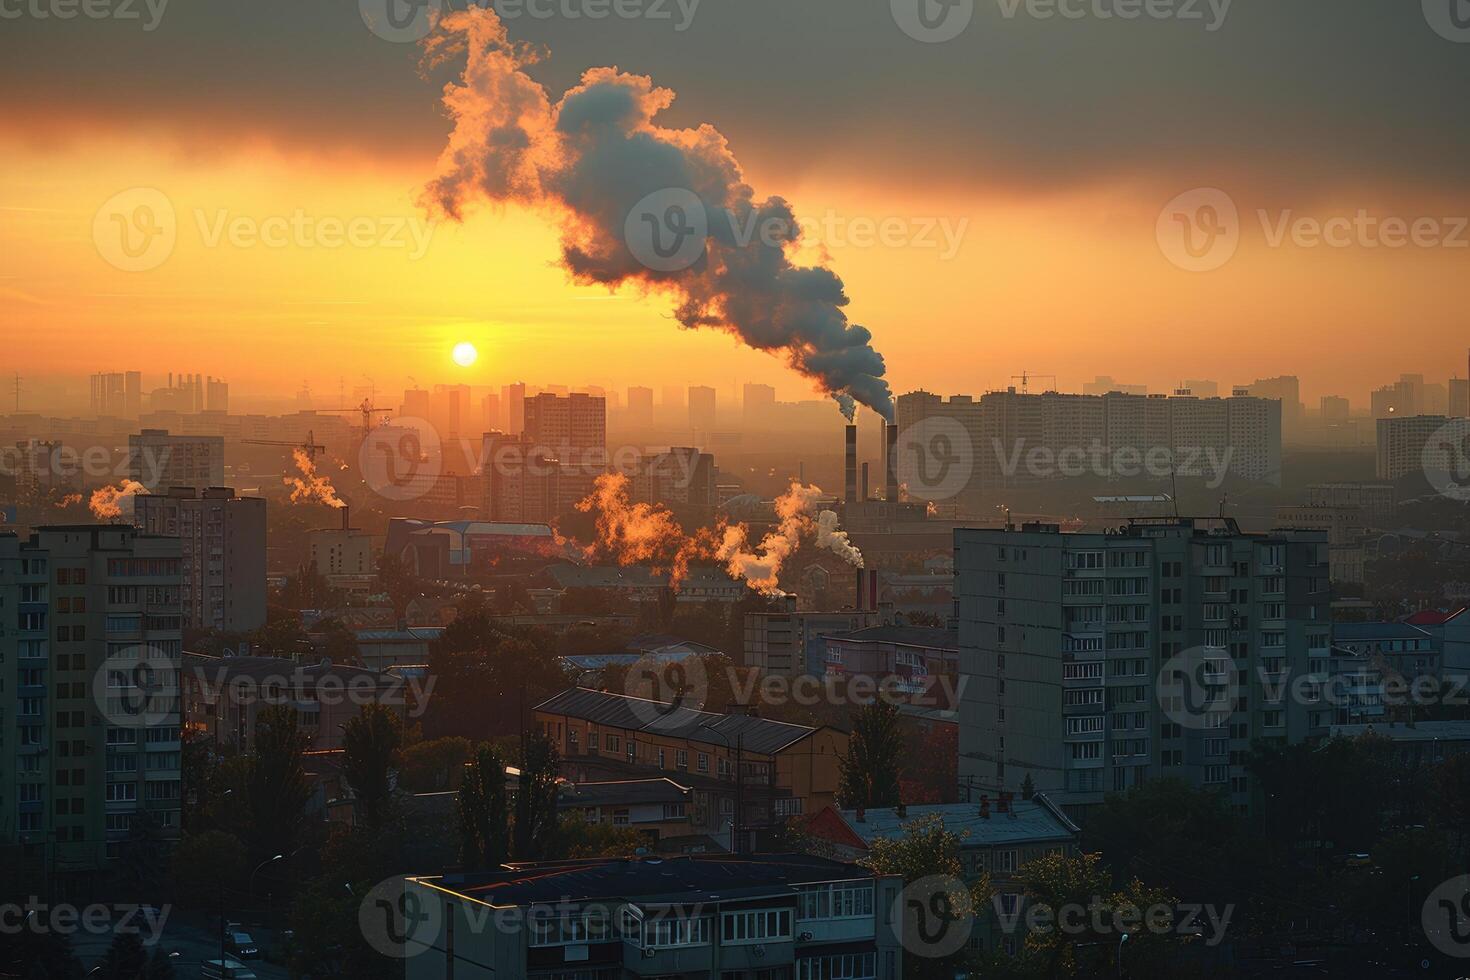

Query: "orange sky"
left=5, top=130, right=1468, bottom=415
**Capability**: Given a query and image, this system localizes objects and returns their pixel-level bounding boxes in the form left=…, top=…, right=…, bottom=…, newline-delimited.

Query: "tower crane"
left=1010, top=372, right=1057, bottom=394
left=243, top=430, right=327, bottom=462
left=318, top=399, right=393, bottom=439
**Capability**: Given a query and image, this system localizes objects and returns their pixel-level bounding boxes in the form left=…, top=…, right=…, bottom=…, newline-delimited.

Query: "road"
left=71, top=916, right=291, bottom=979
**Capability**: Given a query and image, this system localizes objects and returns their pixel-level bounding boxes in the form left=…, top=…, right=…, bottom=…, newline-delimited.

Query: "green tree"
left=342, top=704, right=404, bottom=826
left=247, top=704, right=312, bottom=860
left=97, top=931, right=146, bottom=980
left=1431, top=752, right=1470, bottom=866
left=144, top=947, right=177, bottom=980
left=396, top=735, right=473, bottom=793
left=553, top=811, right=646, bottom=858
left=172, top=829, right=248, bottom=909
left=837, top=700, right=904, bottom=808
left=861, top=812, right=990, bottom=980
left=514, top=733, right=561, bottom=861
left=457, top=743, right=511, bottom=869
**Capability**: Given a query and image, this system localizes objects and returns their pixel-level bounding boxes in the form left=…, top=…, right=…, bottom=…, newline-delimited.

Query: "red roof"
left=1403, top=608, right=1465, bottom=626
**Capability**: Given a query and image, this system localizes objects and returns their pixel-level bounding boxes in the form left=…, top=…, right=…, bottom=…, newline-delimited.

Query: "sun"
left=451, top=341, right=478, bottom=367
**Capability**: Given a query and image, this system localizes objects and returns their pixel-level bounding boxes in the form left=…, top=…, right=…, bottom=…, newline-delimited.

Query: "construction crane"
left=318, top=399, right=393, bottom=439
left=243, top=430, right=327, bottom=462
left=1010, top=372, right=1057, bottom=394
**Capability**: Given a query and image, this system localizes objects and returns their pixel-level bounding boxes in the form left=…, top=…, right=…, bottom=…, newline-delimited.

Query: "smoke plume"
left=55, top=493, right=83, bottom=509
left=284, top=449, right=345, bottom=508
left=419, top=8, right=895, bottom=422
left=816, top=509, right=864, bottom=568
left=89, top=480, right=148, bottom=520
left=574, top=473, right=740, bottom=588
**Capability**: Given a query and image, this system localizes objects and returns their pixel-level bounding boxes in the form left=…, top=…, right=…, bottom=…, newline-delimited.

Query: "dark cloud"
left=2, top=0, right=1466, bottom=196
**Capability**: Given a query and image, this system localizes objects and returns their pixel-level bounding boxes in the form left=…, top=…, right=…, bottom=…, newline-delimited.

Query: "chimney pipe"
left=885, top=424, right=899, bottom=502
left=844, top=423, right=858, bottom=504
left=860, top=462, right=869, bottom=502
left=341, top=504, right=350, bottom=532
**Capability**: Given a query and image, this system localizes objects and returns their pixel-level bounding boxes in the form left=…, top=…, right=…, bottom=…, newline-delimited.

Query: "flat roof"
left=535, top=688, right=821, bottom=756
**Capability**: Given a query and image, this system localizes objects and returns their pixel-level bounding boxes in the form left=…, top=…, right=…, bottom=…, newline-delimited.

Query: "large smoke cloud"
left=419, top=8, right=895, bottom=422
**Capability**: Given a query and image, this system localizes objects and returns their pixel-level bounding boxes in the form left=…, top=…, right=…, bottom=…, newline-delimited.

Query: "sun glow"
left=452, top=341, right=478, bottom=367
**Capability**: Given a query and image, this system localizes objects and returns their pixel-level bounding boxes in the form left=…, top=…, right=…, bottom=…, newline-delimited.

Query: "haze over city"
left=5, top=2, right=1470, bottom=979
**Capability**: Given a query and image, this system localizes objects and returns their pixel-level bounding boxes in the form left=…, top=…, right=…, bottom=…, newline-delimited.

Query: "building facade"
left=133, top=486, right=267, bottom=632
left=956, top=519, right=1332, bottom=814
left=0, top=525, right=183, bottom=879
left=126, top=428, right=225, bottom=492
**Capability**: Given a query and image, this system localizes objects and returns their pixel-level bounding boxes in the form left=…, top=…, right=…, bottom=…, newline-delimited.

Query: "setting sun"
left=452, top=341, right=478, bottom=367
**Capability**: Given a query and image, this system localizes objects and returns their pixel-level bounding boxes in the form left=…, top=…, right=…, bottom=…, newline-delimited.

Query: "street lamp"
left=251, top=853, right=285, bottom=937
left=218, top=789, right=233, bottom=967
left=1117, top=932, right=1130, bottom=978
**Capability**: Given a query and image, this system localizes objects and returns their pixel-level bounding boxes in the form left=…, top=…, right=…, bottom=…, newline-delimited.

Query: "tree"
left=172, top=829, right=248, bottom=909
left=837, top=700, right=904, bottom=808
left=1432, top=752, right=1470, bottom=866
left=553, top=811, right=646, bottom=858
left=342, top=704, right=404, bottom=827
left=514, top=733, right=561, bottom=861
left=247, top=704, right=312, bottom=860
left=397, top=736, right=473, bottom=793
left=97, top=931, right=146, bottom=980
left=144, top=947, right=177, bottom=980
left=315, top=617, right=361, bottom=664
left=457, top=743, right=511, bottom=870
left=861, top=812, right=990, bottom=980
left=377, top=551, right=420, bottom=619
left=1020, top=773, right=1036, bottom=801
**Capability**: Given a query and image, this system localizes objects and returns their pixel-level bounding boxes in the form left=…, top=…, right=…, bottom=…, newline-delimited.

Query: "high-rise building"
left=1319, top=395, right=1350, bottom=420
left=133, top=487, right=267, bottom=632
left=742, top=383, right=776, bottom=427
left=661, top=385, right=685, bottom=417
left=1082, top=376, right=1146, bottom=396
left=0, top=525, right=184, bottom=875
left=688, top=385, right=717, bottom=435
left=1246, top=376, right=1303, bottom=438
left=956, top=519, right=1331, bottom=811
left=523, top=392, right=606, bottom=460
left=481, top=431, right=558, bottom=523
left=501, top=382, right=526, bottom=436
left=127, top=429, right=225, bottom=492
left=205, top=377, right=229, bottom=413
left=1376, top=414, right=1452, bottom=481
left=1183, top=379, right=1219, bottom=398
left=1450, top=378, right=1469, bottom=418
left=626, top=386, right=655, bottom=429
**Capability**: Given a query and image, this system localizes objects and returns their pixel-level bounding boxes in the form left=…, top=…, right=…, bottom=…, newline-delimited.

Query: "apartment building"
left=0, top=525, right=183, bottom=879
left=956, top=519, right=1331, bottom=814
left=805, top=794, right=1079, bottom=957
left=1377, top=414, right=1454, bottom=481
left=821, top=625, right=960, bottom=708
left=744, top=609, right=878, bottom=677
left=535, top=688, right=847, bottom=839
left=522, top=392, right=607, bottom=464
left=133, top=486, right=267, bottom=632
left=557, top=778, right=695, bottom=843
left=403, top=853, right=905, bottom=980
left=1305, top=483, right=1395, bottom=528
left=126, top=428, right=225, bottom=492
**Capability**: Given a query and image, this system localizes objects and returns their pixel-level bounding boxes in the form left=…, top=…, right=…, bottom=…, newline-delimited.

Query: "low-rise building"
left=558, top=778, right=695, bottom=843
left=535, top=688, right=847, bottom=846
left=744, top=609, right=877, bottom=677
left=403, top=853, right=905, bottom=980
left=821, top=625, right=960, bottom=709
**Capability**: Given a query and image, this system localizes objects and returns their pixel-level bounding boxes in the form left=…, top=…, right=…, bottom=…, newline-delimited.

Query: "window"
left=797, top=952, right=876, bottom=980
left=676, top=749, right=688, bottom=769
left=1064, top=689, right=1103, bottom=707
left=774, top=797, right=804, bottom=817
left=644, top=914, right=709, bottom=948
left=697, top=752, right=709, bottom=772
left=1062, top=662, right=1103, bottom=680
left=1066, top=716, right=1103, bottom=735
left=589, top=731, right=599, bottom=751
left=797, top=883, right=874, bottom=921
left=994, top=849, right=1018, bottom=873
left=721, top=909, right=792, bottom=944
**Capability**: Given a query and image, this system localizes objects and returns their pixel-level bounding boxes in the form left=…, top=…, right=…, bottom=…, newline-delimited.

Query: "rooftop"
left=1331, top=720, right=1470, bottom=743
left=559, top=778, right=691, bottom=808
left=836, top=797, right=1079, bottom=848
left=182, top=652, right=397, bottom=686
left=534, top=688, right=822, bottom=756
left=826, top=625, right=958, bottom=650
left=415, top=853, right=874, bottom=908
left=1332, top=622, right=1434, bottom=642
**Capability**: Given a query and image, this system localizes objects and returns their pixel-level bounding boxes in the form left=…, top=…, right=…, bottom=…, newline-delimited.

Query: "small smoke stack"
left=341, top=504, right=350, bottom=532
left=844, top=424, right=857, bottom=504
left=885, top=424, right=899, bottom=502
left=860, top=462, right=869, bottom=502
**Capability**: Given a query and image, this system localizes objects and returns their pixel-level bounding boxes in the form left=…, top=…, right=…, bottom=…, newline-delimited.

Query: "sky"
left=3, top=0, right=1469, bottom=415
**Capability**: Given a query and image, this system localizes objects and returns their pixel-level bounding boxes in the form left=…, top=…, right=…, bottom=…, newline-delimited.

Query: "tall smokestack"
left=885, top=424, right=899, bottom=502
left=860, top=462, right=869, bottom=502
left=844, top=424, right=858, bottom=504
left=341, top=504, right=350, bottom=532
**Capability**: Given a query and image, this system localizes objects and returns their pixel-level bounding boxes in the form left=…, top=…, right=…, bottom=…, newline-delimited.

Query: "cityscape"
left=4, top=2, right=1470, bottom=979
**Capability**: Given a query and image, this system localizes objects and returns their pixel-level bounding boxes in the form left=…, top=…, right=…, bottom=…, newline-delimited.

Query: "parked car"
left=201, top=959, right=257, bottom=980
left=225, top=931, right=260, bottom=959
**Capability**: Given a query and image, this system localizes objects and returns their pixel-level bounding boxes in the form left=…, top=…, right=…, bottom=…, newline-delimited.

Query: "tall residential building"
left=204, top=377, right=228, bottom=413
left=1451, top=378, right=1470, bottom=418
left=1082, top=376, right=1146, bottom=396
left=688, top=385, right=717, bottom=435
left=742, top=383, right=777, bottom=427
left=1, top=525, right=184, bottom=876
left=481, top=431, right=559, bottom=523
left=127, top=429, right=225, bottom=492
left=132, top=487, right=267, bottom=632
left=523, top=392, right=606, bottom=463
left=1319, top=395, right=1350, bottom=420
left=1246, top=375, right=1303, bottom=439
left=661, top=385, right=685, bottom=416
left=89, top=372, right=141, bottom=418
left=501, top=382, right=526, bottom=436
left=625, top=385, right=655, bottom=429
left=1183, top=379, right=1219, bottom=398
left=956, top=519, right=1331, bottom=813
left=1376, top=414, right=1451, bottom=481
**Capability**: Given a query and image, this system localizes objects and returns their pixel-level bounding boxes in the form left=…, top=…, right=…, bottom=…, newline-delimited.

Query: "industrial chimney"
left=844, top=423, right=858, bottom=504
left=860, top=461, right=869, bottom=502
left=884, top=423, right=899, bottom=502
